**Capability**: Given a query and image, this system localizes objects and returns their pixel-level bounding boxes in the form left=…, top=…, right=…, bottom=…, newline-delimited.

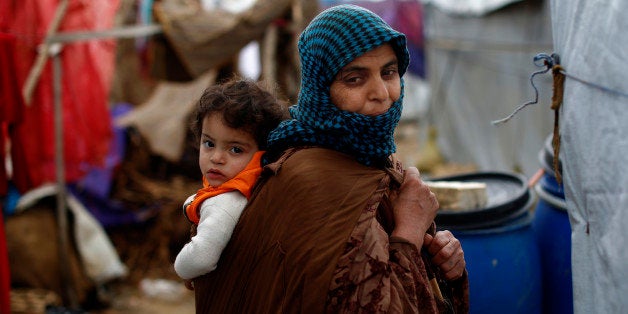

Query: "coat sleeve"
left=325, top=207, right=440, bottom=313
left=174, top=192, right=247, bottom=280
left=325, top=183, right=469, bottom=313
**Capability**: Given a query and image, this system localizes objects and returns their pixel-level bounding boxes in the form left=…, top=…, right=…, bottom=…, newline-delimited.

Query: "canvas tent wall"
left=551, top=0, right=628, bottom=312
left=423, top=0, right=554, bottom=177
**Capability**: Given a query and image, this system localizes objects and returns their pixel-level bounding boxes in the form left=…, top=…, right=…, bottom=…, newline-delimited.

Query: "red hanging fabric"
left=0, top=33, right=24, bottom=196
left=0, top=33, right=22, bottom=313
left=0, top=210, right=10, bottom=314
left=0, top=0, right=120, bottom=193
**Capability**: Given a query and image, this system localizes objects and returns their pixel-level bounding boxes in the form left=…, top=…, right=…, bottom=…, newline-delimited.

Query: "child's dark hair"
left=191, top=77, right=289, bottom=150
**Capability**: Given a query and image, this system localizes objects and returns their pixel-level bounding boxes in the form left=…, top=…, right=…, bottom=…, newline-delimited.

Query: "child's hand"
left=184, top=279, right=194, bottom=290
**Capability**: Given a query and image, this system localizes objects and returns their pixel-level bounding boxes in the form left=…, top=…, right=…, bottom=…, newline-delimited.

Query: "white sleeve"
left=174, top=191, right=247, bottom=280
left=182, top=194, right=195, bottom=211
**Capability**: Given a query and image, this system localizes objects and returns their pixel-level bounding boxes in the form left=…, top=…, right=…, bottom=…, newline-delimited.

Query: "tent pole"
left=38, top=21, right=162, bottom=310
left=52, top=44, right=78, bottom=309
left=22, top=0, right=68, bottom=105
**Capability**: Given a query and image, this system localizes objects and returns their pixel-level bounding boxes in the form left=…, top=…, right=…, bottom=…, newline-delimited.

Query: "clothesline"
left=22, top=24, right=163, bottom=105
left=427, top=37, right=553, bottom=53
left=45, top=24, right=162, bottom=44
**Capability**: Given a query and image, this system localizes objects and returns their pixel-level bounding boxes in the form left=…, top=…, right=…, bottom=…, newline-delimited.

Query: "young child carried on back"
left=174, top=77, right=288, bottom=289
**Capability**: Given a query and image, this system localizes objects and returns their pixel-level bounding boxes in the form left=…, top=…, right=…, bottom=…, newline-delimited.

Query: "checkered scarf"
left=266, top=4, right=409, bottom=167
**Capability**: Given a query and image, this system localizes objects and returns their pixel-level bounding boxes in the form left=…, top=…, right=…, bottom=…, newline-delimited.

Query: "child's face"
left=199, top=112, right=259, bottom=187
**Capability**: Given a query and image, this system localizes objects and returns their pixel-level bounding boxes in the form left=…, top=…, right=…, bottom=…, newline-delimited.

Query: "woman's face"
left=330, top=44, right=401, bottom=116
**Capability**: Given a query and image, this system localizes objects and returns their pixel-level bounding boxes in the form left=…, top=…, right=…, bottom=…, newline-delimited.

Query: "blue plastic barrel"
left=532, top=135, right=573, bottom=314
left=434, top=172, right=542, bottom=314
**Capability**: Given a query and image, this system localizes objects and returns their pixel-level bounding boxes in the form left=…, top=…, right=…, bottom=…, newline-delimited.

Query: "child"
left=174, top=77, right=288, bottom=289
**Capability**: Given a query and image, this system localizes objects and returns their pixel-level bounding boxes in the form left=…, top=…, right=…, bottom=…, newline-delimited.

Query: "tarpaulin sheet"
left=421, top=0, right=522, bottom=16
left=424, top=0, right=554, bottom=177
left=551, top=0, right=628, bottom=312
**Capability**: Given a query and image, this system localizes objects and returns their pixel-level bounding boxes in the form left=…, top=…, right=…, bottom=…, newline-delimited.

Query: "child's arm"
left=174, top=191, right=247, bottom=279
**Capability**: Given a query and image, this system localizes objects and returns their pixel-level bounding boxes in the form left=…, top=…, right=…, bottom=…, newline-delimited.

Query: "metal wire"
left=493, top=52, right=628, bottom=126
left=492, top=53, right=555, bottom=125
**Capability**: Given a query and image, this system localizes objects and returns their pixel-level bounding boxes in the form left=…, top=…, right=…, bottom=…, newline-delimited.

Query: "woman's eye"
left=344, top=75, right=362, bottom=84
left=337, top=70, right=365, bottom=85
left=382, top=68, right=398, bottom=78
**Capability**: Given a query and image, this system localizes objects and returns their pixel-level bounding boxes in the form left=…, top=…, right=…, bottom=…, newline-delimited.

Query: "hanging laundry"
left=0, top=0, right=120, bottom=193
left=0, top=33, right=24, bottom=196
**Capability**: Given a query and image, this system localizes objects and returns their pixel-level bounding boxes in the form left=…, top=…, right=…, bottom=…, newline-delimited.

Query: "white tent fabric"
left=551, top=0, right=628, bottom=313
left=15, top=184, right=128, bottom=284
left=424, top=0, right=554, bottom=178
left=422, top=0, right=521, bottom=16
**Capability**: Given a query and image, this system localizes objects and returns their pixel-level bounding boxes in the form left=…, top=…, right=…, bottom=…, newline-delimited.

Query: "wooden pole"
left=52, top=44, right=78, bottom=309
left=22, top=0, right=69, bottom=105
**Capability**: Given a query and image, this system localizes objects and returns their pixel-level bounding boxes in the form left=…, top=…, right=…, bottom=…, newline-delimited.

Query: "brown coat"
left=193, top=148, right=469, bottom=313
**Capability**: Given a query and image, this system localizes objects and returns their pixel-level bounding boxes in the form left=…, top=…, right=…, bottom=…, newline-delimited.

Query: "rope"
left=551, top=63, right=565, bottom=183
left=562, top=70, right=628, bottom=99
left=491, top=53, right=556, bottom=125
left=493, top=52, right=628, bottom=182
left=492, top=53, right=563, bottom=180
left=492, top=52, right=628, bottom=126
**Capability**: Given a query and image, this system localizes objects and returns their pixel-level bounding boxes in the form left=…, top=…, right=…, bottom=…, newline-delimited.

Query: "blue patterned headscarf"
left=266, top=4, right=409, bottom=167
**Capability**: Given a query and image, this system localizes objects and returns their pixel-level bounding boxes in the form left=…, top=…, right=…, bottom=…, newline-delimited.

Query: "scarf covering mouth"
left=266, top=4, right=410, bottom=167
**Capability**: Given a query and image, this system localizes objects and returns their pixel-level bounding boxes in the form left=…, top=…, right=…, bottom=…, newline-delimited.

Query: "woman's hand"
left=423, top=230, right=466, bottom=280
left=390, top=167, right=439, bottom=248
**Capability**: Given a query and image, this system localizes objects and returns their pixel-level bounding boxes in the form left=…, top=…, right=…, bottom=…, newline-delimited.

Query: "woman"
left=192, top=5, right=469, bottom=313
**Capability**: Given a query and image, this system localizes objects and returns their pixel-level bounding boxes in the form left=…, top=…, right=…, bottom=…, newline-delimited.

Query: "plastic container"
left=434, top=172, right=542, bottom=314
left=532, top=135, right=573, bottom=314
